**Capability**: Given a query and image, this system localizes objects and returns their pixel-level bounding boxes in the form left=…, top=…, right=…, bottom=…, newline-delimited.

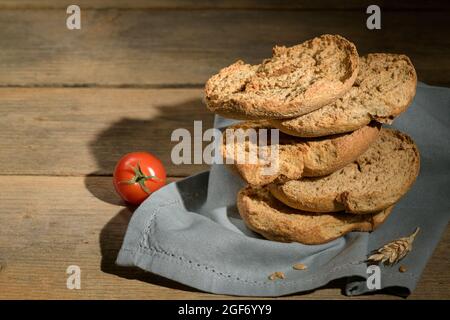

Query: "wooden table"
left=0, top=0, right=449, bottom=299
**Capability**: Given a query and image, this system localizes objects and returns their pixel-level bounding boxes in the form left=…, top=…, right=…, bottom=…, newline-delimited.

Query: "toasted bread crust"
left=271, top=54, right=417, bottom=137
left=268, top=128, right=420, bottom=214
left=237, top=186, right=393, bottom=244
left=205, top=35, right=359, bottom=119
left=302, top=123, right=381, bottom=177
left=221, top=121, right=380, bottom=186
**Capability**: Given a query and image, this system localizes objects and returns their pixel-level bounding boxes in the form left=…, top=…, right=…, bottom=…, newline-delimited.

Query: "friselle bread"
left=208, top=35, right=420, bottom=245
left=205, top=34, right=359, bottom=119
left=237, top=186, right=393, bottom=244
left=270, top=53, right=417, bottom=137
left=221, top=120, right=380, bottom=186
left=268, top=128, right=420, bottom=214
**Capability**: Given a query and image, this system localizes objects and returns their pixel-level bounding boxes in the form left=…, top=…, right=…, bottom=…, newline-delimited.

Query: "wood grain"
left=0, top=176, right=448, bottom=299
left=0, top=88, right=212, bottom=176
left=1, top=0, right=449, bottom=10
left=0, top=9, right=449, bottom=87
left=0, top=2, right=448, bottom=300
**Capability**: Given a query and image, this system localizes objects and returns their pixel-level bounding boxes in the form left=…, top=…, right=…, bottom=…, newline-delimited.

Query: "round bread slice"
left=237, top=186, right=393, bottom=245
left=268, top=128, right=420, bottom=214
left=205, top=34, right=359, bottom=119
left=221, top=120, right=380, bottom=186
left=270, top=53, right=417, bottom=137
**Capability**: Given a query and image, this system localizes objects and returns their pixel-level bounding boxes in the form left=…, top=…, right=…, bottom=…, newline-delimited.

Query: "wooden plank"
left=0, top=176, right=448, bottom=299
left=0, top=88, right=212, bottom=176
left=0, top=10, right=449, bottom=87
left=1, top=0, right=449, bottom=10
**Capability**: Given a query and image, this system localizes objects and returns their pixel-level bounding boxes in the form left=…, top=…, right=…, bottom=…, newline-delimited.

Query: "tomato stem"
left=119, top=162, right=160, bottom=194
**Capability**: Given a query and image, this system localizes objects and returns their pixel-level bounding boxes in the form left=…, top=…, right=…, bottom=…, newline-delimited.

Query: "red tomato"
left=113, top=152, right=166, bottom=205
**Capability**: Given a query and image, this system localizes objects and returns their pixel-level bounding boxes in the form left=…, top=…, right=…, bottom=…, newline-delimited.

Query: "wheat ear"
left=367, top=227, right=420, bottom=265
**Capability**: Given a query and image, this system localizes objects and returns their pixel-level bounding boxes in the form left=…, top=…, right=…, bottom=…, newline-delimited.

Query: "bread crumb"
left=399, top=265, right=407, bottom=273
left=293, top=263, right=307, bottom=270
left=268, top=271, right=285, bottom=280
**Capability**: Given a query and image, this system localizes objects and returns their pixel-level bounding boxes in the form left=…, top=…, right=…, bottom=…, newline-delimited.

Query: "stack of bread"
left=205, top=35, right=420, bottom=245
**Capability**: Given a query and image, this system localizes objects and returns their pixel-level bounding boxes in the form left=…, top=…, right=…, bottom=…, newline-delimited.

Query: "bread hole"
left=356, top=162, right=362, bottom=173
left=233, top=79, right=250, bottom=93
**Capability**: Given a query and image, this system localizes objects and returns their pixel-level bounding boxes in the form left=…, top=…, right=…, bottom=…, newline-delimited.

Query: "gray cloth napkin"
left=116, top=82, right=450, bottom=297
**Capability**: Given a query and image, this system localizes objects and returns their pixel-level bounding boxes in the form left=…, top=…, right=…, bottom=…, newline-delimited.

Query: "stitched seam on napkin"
left=125, top=246, right=374, bottom=286
left=124, top=244, right=419, bottom=286
left=138, top=199, right=182, bottom=250
left=131, top=203, right=396, bottom=285
left=133, top=198, right=417, bottom=285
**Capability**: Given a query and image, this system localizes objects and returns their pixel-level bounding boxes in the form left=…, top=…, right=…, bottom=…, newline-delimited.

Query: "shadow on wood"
left=84, top=97, right=213, bottom=204
left=85, top=173, right=126, bottom=206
